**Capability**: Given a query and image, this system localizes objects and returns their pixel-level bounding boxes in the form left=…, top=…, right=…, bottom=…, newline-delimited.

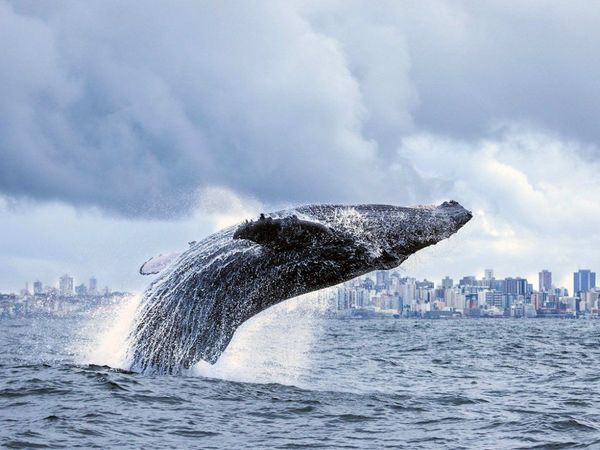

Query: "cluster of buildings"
left=333, top=269, right=599, bottom=319
left=3, top=268, right=599, bottom=320
left=0, top=275, right=129, bottom=318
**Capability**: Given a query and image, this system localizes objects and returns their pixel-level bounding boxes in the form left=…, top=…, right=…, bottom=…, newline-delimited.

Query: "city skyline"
left=13, top=274, right=106, bottom=297
left=334, top=268, right=599, bottom=319
left=3, top=266, right=596, bottom=299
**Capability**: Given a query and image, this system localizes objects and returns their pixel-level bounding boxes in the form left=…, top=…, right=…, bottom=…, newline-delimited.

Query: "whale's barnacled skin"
left=127, top=201, right=472, bottom=374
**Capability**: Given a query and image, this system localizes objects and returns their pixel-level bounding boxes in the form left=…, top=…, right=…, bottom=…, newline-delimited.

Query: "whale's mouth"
left=412, top=201, right=472, bottom=228
left=458, top=209, right=473, bottom=226
left=439, top=201, right=473, bottom=228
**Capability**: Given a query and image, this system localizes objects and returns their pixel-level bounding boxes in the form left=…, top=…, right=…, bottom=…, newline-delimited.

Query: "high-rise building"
left=485, top=291, right=507, bottom=309
left=398, top=278, right=416, bottom=308
left=530, top=292, right=543, bottom=310
left=459, top=276, right=477, bottom=287
left=75, top=283, right=87, bottom=296
left=89, top=277, right=98, bottom=295
left=491, top=278, right=506, bottom=292
left=444, top=287, right=465, bottom=309
left=539, top=270, right=552, bottom=292
left=442, top=276, right=453, bottom=289
left=484, top=269, right=494, bottom=281
left=389, top=273, right=401, bottom=292
left=361, top=277, right=374, bottom=290
left=33, top=280, right=43, bottom=295
left=20, top=282, right=31, bottom=297
left=59, top=274, right=74, bottom=297
left=504, top=277, right=529, bottom=296
left=574, top=269, right=596, bottom=295
left=416, top=279, right=434, bottom=289
left=375, top=271, right=390, bottom=290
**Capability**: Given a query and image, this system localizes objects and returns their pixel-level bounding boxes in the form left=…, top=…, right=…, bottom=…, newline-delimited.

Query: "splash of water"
left=83, top=290, right=330, bottom=385
left=193, top=292, right=329, bottom=385
left=79, top=294, right=141, bottom=369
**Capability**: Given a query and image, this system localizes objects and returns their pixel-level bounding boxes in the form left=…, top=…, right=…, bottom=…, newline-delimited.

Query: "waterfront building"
left=490, top=278, right=506, bottom=292
left=444, top=287, right=465, bottom=310
left=441, top=276, right=453, bottom=289
left=485, top=291, right=507, bottom=310
left=538, top=270, right=552, bottom=292
left=59, top=274, right=74, bottom=297
left=416, top=279, right=434, bottom=289
left=33, top=281, right=43, bottom=295
left=75, top=283, right=87, bottom=296
left=504, top=277, right=529, bottom=296
left=389, top=273, right=401, bottom=293
left=398, top=278, right=416, bottom=309
left=459, top=276, right=477, bottom=287
left=477, top=290, right=489, bottom=307
left=89, top=277, right=98, bottom=295
left=573, top=269, right=596, bottom=296
left=336, top=288, right=351, bottom=310
left=375, top=271, right=389, bottom=291
left=530, top=292, right=543, bottom=310
left=563, top=296, right=576, bottom=312
left=581, top=289, right=600, bottom=313
left=465, top=293, right=479, bottom=309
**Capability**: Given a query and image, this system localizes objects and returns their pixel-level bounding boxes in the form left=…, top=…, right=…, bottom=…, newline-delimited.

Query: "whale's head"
left=293, top=200, right=472, bottom=270
left=359, top=200, right=471, bottom=268
left=235, top=200, right=471, bottom=273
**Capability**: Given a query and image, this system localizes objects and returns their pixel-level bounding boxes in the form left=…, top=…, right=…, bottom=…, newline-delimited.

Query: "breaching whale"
left=127, top=201, right=472, bottom=374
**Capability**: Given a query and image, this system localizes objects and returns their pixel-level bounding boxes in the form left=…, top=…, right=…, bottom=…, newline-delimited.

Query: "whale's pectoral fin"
left=139, top=252, right=181, bottom=275
left=233, top=214, right=333, bottom=251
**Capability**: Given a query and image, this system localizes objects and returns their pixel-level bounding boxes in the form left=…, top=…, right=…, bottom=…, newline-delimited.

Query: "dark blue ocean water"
left=2, top=300, right=600, bottom=449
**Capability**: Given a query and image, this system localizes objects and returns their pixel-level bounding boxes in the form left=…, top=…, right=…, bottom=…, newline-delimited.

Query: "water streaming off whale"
left=126, top=202, right=472, bottom=374
left=84, top=291, right=327, bottom=385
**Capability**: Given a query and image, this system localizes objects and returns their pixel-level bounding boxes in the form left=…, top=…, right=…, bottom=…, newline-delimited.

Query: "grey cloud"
left=405, top=1, right=600, bottom=143
left=0, top=1, right=391, bottom=217
left=1, top=1, right=599, bottom=218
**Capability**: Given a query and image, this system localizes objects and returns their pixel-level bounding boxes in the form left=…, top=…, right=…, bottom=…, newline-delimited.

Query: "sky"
left=1, top=0, right=599, bottom=293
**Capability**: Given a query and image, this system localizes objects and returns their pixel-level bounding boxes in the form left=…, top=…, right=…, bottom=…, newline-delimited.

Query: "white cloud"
left=399, top=127, right=600, bottom=290
left=0, top=192, right=259, bottom=293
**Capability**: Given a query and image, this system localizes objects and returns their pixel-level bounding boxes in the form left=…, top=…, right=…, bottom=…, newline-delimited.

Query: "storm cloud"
left=1, top=0, right=599, bottom=217
left=1, top=1, right=600, bottom=290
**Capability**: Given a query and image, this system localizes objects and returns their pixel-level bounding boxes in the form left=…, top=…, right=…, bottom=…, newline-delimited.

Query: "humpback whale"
left=127, top=201, right=472, bottom=374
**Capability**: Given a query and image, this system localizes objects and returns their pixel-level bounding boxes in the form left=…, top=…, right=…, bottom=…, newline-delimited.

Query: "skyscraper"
left=375, top=271, right=390, bottom=290
left=574, top=269, right=596, bottom=295
left=59, top=274, right=74, bottom=296
left=89, top=276, right=98, bottom=295
left=442, top=276, right=453, bottom=289
left=75, top=283, right=87, bottom=296
left=459, top=276, right=477, bottom=287
left=33, top=280, right=43, bottom=295
left=538, top=270, right=552, bottom=292
left=504, top=277, right=529, bottom=296
left=484, top=269, right=494, bottom=281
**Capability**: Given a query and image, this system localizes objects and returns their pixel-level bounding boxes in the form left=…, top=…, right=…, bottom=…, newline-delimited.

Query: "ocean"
left=2, top=296, right=600, bottom=449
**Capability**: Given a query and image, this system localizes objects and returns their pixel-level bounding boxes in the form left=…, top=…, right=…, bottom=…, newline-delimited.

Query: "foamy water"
left=82, top=291, right=329, bottom=386
left=82, top=294, right=142, bottom=369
